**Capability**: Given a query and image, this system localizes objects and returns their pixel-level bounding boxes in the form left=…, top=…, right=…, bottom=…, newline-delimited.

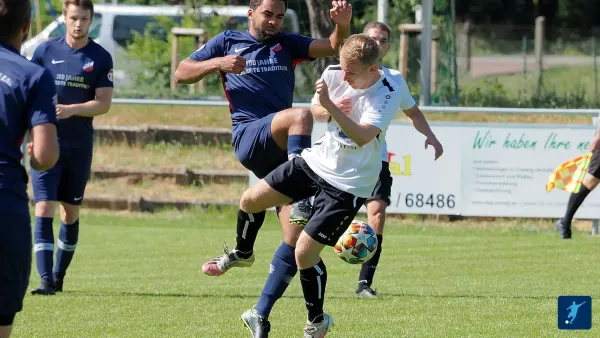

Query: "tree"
left=304, top=0, right=338, bottom=75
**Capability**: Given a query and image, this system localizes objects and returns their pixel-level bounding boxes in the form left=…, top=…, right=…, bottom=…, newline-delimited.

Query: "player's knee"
left=283, top=225, right=302, bottom=246
left=239, top=189, right=259, bottom=214
left=35, top=201, right=56, bottom=218
left=291, top=108, right=313, bottom=129
left=583, top=173, right=600, bottom=190
left=60, top=204, right=80, bottom=224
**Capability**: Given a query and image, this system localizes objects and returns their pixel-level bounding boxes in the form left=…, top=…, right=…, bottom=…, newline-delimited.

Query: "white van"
left=21, top=4, right=301, bottom=86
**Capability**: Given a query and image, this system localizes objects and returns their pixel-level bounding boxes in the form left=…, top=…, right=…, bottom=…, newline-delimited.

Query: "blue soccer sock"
left=255, top=242, right=298, bottom=319
left=287, top=135, right=311, bottom=160
left=53, top=219, right=79, bottom=279
left=34, top=217, right=55, bottom=283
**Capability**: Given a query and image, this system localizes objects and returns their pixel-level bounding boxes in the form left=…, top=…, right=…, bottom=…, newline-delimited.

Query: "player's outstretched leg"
left=242, top=206, right=302, bottom=337
left=201, top=210, right=264, bottom=276
left=271, top=108, right=314, bottom=227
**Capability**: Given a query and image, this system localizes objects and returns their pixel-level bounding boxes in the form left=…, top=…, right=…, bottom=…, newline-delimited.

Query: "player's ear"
left=248, top=8, right=253, bottom=21
left=21, top=18, right=31, bottom=43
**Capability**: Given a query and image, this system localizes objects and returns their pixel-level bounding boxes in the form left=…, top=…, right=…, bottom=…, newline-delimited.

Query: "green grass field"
left=12, top=208, right=600, bottom=337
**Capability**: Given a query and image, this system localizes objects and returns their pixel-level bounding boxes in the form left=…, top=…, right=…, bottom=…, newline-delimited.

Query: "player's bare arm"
left=56, top=87, right=113, bottom=119
left=316, top=79, right=380, bottom=147
left=175, top=55, right=246, bottom=84
left=29, top=123, right=59, bottom=171
left=307, top=1, right=352, bottom=58
left=402, top=105, right=444, bottom=159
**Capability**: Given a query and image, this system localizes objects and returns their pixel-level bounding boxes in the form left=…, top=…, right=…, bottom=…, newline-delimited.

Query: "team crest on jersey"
left=52, top=94, right=58, bottom=106
left=270, top=43, right=282, bottom=52
left=107, top=69, right=113, bottom=82
left=83, top=60, right=94, bottom=72
left=337, top=128, right=349, bottom=140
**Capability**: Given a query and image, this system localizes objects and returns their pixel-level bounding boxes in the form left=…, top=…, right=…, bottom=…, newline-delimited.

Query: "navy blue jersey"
left=0, top=43, right=58, bottom=208
left=189, top=30, right=314, bottom=136
left=31, top=36, right=113, bottom=149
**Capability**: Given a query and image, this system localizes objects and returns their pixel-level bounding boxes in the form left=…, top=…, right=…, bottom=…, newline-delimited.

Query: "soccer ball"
left=334, top=220, right=378, bottom=264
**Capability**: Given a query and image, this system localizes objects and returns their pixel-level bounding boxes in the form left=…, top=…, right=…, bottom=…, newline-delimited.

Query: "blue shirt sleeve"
left=283, top=33, right=315, bottom=60
left=28, top=69, right=58, bottom=129
left=189, top=32, right=226, bottom=61
left=31, top=43, right=46, bottom=66
left=95, top=51, right=114, bottom=89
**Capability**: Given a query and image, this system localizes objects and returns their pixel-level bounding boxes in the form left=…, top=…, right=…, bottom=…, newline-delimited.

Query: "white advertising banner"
left=458, top=123, right=600, bottom=218
left=248, top=121, right=600, bottom=219
left=385, top=123, right=462, bottom=215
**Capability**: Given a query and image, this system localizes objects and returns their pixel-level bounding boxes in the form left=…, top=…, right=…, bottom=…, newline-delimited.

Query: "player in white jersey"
left=348, top=22, right=444, bottom=298
left=238, top=34, right=400, bottom=337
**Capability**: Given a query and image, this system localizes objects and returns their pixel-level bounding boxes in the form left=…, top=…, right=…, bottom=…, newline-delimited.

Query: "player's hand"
left=590, top=136, right=600, bottom=151
left=316, top=79, right=332, bottom=106
left=218, top=55, right=246, bottom=74
left=334, top=97, right=352, bottom=115
left=26, top=142, right=33, bottom=156
left=425, top=136, right=444, bottom=160
left=330, top=1, right=352, bottom=26
left=56, top=104, right=75, bottom=120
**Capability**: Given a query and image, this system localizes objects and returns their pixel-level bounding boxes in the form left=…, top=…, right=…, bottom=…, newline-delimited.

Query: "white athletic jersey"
left=380, top=66, right=416, bottom=162
left=301, top=65, right=403, bottom=198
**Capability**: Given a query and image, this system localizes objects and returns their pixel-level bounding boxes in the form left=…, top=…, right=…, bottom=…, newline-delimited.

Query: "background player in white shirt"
left=348, top=22, right=444, bottom=298
left=238, top=34, right=401, bottom=337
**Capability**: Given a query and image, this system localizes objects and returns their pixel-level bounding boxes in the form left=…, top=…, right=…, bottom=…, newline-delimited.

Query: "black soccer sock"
left=235, top=209, right=266, bottom=256
left=299, top=260, right=327, bottom=323
left=358, top=234, right=383, bottom=288
left=562, top=186, right=591, bottom=225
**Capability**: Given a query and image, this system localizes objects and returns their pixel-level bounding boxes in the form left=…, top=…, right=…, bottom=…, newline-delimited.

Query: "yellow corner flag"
left=546, top=153, right=592, bottom=193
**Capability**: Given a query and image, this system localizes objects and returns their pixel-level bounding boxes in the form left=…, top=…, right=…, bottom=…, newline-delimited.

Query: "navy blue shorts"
left=233, top=114, right=288, bottom=179
left=0, top=212, right=32, bottom=316
left=31, top=146, right=93, bottom=205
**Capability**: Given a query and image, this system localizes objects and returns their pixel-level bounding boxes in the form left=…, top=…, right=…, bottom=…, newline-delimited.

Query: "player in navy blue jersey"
left=0, top=0, right=59, bottom=335
left=29, top=0, right=114, bottom=295
left=175, top=0, right=351, bottom=281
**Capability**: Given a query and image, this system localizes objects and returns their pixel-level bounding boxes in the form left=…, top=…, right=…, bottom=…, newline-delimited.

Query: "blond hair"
left=339, top=34, right=380, bottom=66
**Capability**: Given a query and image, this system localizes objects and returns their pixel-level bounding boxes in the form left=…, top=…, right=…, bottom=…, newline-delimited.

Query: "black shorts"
left=588, top=150, right=600, bottom=179
left=264, top=157, right=367, bottom=246
left=366, top=161, right=393, bottom=206
left=0, top=213, right=32, bottom=316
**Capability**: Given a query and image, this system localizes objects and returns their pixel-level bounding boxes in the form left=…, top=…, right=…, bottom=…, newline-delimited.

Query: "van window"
left=49, top=14, right=102, bottom=39
left=112, top=15, right=183, bottom=47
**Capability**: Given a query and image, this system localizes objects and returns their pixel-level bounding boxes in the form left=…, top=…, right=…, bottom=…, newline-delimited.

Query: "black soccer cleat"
left=555, top=219, right=572, bottom=239
left=54, top=275, right=63, bottom=292
left=31, top=279, right=56, bottom=296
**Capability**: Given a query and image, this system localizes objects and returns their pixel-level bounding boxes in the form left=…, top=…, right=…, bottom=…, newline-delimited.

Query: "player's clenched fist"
left=316, top=79, right=331, bottom=105
left=218, top=55, right=246, bottom=74
left=334, top=97, right=352, bottom=115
